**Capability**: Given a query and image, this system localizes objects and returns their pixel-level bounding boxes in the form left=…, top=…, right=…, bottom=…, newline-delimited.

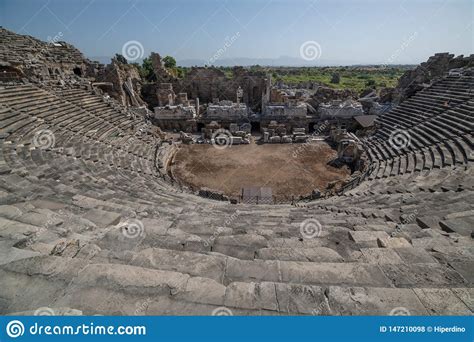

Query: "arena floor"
left=171, top=141, right=351, bottom=201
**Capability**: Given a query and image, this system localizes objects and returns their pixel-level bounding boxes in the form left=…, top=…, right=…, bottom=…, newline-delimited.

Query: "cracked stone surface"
left=0, top=29, right=472, bottom=315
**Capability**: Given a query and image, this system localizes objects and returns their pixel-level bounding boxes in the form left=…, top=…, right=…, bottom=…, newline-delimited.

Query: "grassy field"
left=270, top=66, right=410, bottom=93
left=164, top=64, right=412, bottom=94
left=212, top=65, right=412, bottom=93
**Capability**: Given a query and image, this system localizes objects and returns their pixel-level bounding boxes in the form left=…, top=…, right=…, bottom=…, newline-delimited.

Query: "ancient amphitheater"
left=0, top=27, right=472, bottom=316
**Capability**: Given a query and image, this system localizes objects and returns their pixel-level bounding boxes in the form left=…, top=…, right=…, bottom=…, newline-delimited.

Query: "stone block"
left=448, top=261, right=474, bottom=283
left=431, top=245, right=474, bottom=263
left=176, top=277, right=225, bottom=306
left=0, top=205, right=22, bottom=220
left=225, top=258, right=280, bottom=283
left=451, top=288, right=474, bottom=311
left=348, top=231, right=389, bottom=243
left=130, top=248, right=226, bottom=282
left=214, top=234, right=267, bottom=260
left=361, top=248, right=403, bottom=264
left=73, top=263, right=189, bottom=296
left=83, top=209, right=121, bottom=227
left=279, top=261, right=391, bottom=287
left=0, top=241, right=40, bottom=266
left=394, top=248, right=437, bottom=264
left=413, top=288, right=471, bottom=315
left=380, top=263, right=466, bottom=287
left=377, top=237, right=411, bottom=248
left=0, top=217, right=41, bottom=241
left=328, top=286, right=428, bottom=315
left=256, top=247, right=343, bottom=262
left=224, top=282, right=277, bottom=311
left=416, top=216, right=440, bottom=229
left=275, top=283, right=330, bottom=314
left=439, top=217, right=473, bottom=236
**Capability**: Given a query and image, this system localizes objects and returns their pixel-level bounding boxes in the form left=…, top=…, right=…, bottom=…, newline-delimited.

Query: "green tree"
left=137, top=57, right=154, bottom=80
left=365, top=79, right=376, bottom=88
left=115, top=53, right=128, bottom=64
left=163, top=56, right=177, bottom=69
left=176, top=67, right=187, bottom=78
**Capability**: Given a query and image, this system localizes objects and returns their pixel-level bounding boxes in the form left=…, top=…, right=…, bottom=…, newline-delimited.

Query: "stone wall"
left=263, top=103, right=307, bottom=119
left=0, top=27, right=98, bottom=82
left=205, top=101, right=249, bottom=121
left=96, top=59, right=146, bottom=107
left=308, top=86, right=357, bottom=109
left=154, top=105, right=196, bottom=120
left=170, top=67, right=267, bottom=112
left=393, top=53, right=474, bottom=103
left=319, top=100, right=364, bottom=119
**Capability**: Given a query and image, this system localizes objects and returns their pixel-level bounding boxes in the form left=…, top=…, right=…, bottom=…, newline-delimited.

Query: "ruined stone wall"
left=260, top=118, right=309, bottom=134
left=0, top=28, right=150, bottom=109
left=270, top=88, right=288, bottom=103
left=263, top=103, right=307, bottom=119
left=96, top=59, right=146, bottom=107
left=205, top=102, right=248, bottom=121
left=393, top=53, right=474, bottom=103
left=0, top=27, right=98, bottom=82
left=308, top=86, right=357, bottom=109
left=319, top=100, right=364, bottom=119
left=141, top=83, right=160, bottom=109
left=154, top=105, right=196, bottom=120
left=171, top=67, right=267, bottom=112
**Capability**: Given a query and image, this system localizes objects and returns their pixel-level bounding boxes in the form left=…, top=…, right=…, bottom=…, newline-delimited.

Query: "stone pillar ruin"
left=236, top=86, right=243, bottom=104
left=157, top=83, right=175, bottom=106
left=261, top=75, right=271, bottom=109
left=177, top=93, right=189, bottom=106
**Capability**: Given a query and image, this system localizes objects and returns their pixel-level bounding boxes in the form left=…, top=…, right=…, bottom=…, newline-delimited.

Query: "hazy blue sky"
left=0, top=0, right=472, bottom=65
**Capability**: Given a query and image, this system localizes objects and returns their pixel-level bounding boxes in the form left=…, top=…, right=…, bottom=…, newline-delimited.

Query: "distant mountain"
left=88, top=56, right=114, bottom=64
left=88, top=56, right=148, bottom=65
left=88, top=55, right=411, bottom=68
left=177, top=56, right=364, bottom=67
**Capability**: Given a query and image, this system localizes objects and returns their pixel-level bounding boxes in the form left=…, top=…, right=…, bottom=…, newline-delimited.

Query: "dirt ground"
left=171, top=141, right=351, bottom=201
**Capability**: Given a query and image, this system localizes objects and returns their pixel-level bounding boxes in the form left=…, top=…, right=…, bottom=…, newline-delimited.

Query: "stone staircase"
left=362, top=75, right=473, bottom=183
left=0, top=27, right=91, bottom=80
left=0, top=75, right=472, bottom=315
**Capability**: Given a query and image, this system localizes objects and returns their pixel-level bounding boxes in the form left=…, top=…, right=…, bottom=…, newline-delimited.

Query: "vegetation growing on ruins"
left=209, top=65, right=410, bottom=93
left=121, top=51, right=409, bottom=93
left=129, top=54, right=186, bottom=80
left=163, top=56, right=177, bottom=69
left=114, top=53, right=128, bottom=65
left=269, top=66, right=410, bottom=92
left=132, top=57, right=154, bottom=80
